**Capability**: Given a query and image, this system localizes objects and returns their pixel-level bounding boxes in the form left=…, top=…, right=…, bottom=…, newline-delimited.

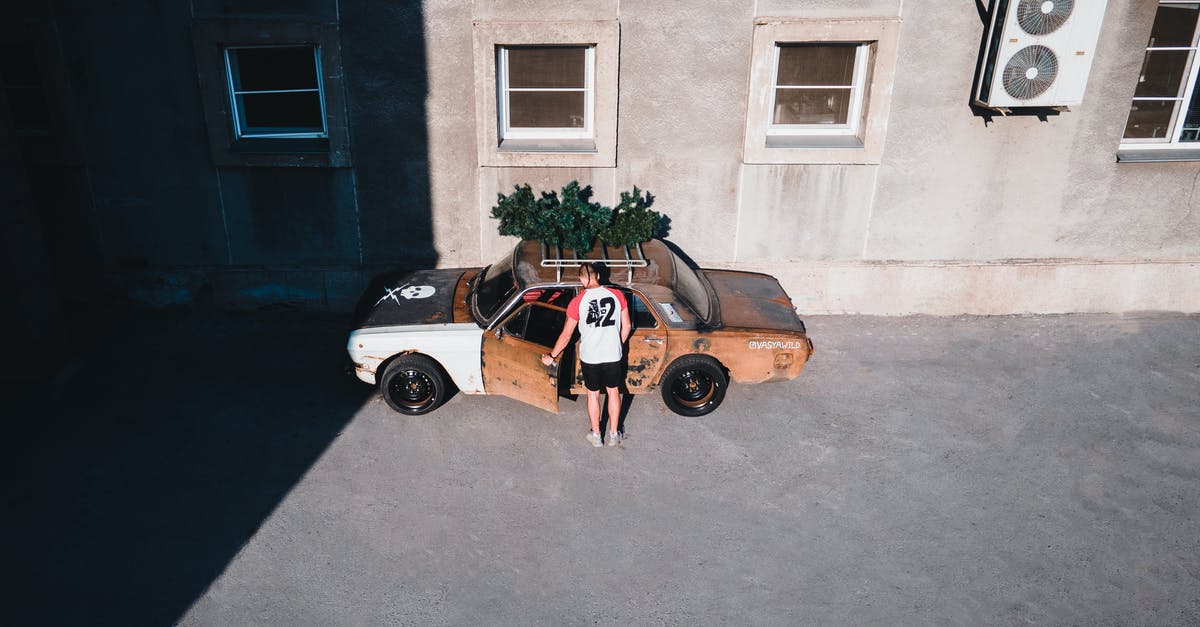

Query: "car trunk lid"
left=700, top=269, right=805, bottom=332
left=354, top=269, right=466, bottom=328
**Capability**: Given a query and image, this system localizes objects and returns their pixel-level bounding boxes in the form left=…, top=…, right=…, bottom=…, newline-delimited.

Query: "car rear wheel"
left=380, top=354, right=448, bottom=415
left=660, top=355, right=727, bottom=417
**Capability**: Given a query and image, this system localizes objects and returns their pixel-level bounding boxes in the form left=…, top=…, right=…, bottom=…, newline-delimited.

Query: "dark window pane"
left=630, top=293, right=658, bottom=329
left=4, top=86, right=51, bottom=130
left=1122, top=99, right=1177, bottom=139
left=524, top=306, right=566, bottom=349
left=0, top=41, right=41, bottom=86
left=776, top=44, right=857, bottom=87
left=504, top=306, right=531, bottom=338
left=1147, top=4, right=1200, bottom=48
left=1134, top=50, right=1192, bottom=98
left=477, top=255, right=517, bottom=321
left=773, top=88, right=852, bottom=125
left=509, top=91, right=585, bottom=128
left=231, top=46, right=318, bottom=92
left=238, top=91, right=323, bottom=132
left=1182, top=81, right=1200, bottom=142
left=507, top=46, right=586, bottom=89
left=523, top=287, right=574, bottom=306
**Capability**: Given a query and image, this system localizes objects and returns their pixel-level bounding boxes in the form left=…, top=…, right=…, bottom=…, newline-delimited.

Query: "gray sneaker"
left=607, top=431, right=620, bottom=446
left=586, top=431, right=603, bottom=447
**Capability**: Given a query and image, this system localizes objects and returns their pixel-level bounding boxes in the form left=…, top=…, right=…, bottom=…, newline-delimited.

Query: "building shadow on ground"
left=0, top=306, right=371, bottom=625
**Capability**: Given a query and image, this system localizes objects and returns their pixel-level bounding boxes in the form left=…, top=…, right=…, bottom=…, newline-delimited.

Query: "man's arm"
left=541, top=317, right=579, bottom=366
left=620, top=307, right=631, bottom=344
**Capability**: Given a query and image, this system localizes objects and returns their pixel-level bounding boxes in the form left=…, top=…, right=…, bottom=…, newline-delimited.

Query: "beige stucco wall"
left=421, top=0, right=1199, bottom=314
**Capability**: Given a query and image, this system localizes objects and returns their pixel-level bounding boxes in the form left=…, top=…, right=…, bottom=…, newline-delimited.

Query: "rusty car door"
left=481, top=302, right=566, bottom=413
left=623, top=290, right=668, bottom=391
left=568, top=288, right=668, bottom=394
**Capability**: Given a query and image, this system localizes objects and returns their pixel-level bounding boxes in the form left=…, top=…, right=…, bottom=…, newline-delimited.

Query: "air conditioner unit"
left=974, top=0, right=1109, bottom=110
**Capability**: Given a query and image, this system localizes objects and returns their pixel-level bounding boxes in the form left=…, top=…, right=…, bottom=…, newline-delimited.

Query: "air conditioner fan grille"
left=1016, top=0, right=1075, bottom=36
left=1002, top=45, right=1059, bottom=100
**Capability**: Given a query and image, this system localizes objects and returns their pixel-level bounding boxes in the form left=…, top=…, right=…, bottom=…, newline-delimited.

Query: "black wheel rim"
left=671, top=369, right=717, bottom=409
left=388, top=369, right=436, bottom=411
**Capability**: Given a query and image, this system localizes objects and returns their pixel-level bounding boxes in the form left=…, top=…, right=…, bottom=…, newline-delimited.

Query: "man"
left=541, top=262, right=632, bottom=447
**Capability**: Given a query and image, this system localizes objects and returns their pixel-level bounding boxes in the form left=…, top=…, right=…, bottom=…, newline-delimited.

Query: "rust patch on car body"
left=453, top=270, right=479, bottom=323
left=627, top=356, right=660, bottom=373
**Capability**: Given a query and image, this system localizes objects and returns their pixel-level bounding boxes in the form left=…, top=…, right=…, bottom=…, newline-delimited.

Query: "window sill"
left=765, top=134, right=865, bottom=149
left=1117, top=146, right=1200, bottom=163
left=498, top=138, right=597, bottom=154
left=232, top=137, right=330, bottom=153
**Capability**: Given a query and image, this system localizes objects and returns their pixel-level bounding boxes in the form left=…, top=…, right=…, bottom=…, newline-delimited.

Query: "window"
left=497, top=46, right=593, bottom=141
left=1119, top=1, right=1200, bottom=160
left=627, top=292, right=659, bottom=329
left=0, top=41, right=51, bottom=136
left=224, top=45, right=326, bottom=139
left=191, top=20, right=349, bottom=167
left=743, top=18, right=900, bottom=165
left=471, top=21, right=619, bottom=167
left=473, top=254, right=518, bottom=323
left=769, top=43, right=869, bottom=137
left=502, top=304, right=567, bottom=349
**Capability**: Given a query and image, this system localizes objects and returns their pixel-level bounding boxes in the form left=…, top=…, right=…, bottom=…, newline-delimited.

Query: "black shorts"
left=581, top=360, right=623, bottom=391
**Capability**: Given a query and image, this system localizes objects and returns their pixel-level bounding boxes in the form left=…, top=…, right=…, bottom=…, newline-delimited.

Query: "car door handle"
left=641, top=337, right=664, bottom=344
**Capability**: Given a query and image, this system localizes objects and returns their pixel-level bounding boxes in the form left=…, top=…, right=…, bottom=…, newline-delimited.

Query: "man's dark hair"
left=589, top=261, right=611, bottom=285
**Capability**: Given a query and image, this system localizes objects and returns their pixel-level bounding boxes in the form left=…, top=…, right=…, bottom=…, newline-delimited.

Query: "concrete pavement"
left=4, top=310, right=1198, bottom=625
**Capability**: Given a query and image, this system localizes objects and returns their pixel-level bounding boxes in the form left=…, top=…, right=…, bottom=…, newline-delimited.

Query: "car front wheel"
left=660, top=355, right=727, bottom=417
left=380, top=354, right=448, bottom=415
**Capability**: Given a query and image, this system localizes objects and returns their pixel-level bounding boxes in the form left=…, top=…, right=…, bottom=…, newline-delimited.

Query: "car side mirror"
left=494, top=327, right=503, bottom=340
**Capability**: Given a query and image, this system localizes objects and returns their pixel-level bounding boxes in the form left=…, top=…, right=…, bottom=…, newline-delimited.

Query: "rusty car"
left=347, top=238, right=813, bottom=416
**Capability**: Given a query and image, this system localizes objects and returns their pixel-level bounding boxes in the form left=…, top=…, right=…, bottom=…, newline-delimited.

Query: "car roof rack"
left=540, top=241, right=649, bottom=285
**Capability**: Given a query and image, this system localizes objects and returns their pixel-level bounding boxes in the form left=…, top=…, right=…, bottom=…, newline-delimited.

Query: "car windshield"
left=671, top=252, right=712, bottom=321
left=474, top=253, right=517, bottom=322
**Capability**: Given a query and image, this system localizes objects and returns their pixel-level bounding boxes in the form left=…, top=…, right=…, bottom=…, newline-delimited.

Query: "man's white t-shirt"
left=567, top=286, right=627, bottom=364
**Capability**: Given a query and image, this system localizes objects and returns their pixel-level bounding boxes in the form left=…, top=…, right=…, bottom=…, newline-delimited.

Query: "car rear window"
left=476, top=255, right=517, bottom=321
left=671, top=254, right=711, bottom=321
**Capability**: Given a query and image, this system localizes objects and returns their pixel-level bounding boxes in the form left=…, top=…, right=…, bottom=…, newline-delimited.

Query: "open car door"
left=481, top=300, right=571, bottom=413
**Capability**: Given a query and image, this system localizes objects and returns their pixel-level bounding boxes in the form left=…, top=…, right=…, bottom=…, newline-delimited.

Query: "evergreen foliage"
left=491, top=180, right=670, bottom=250
left=599, top=186, right=667, bottom=247
left=556, top=181, right=612, bottom=251
left=490, top=183, right=544, bottom=241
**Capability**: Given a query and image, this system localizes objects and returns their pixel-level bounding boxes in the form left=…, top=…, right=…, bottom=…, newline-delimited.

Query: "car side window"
left=524, top=305, right=566, bottom=348
left=502, top=303, right=566, bottom=349
left=520, top=287, right=574, bottom=307
left=503, top=305, right=531, bottom=337
left=627, top=291, right=659, bottom=329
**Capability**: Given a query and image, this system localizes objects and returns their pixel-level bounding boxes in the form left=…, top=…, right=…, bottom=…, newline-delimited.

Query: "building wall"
left=5, top=0, right=1197, bottom=315
left=449, top=0, right=1199, bottom=314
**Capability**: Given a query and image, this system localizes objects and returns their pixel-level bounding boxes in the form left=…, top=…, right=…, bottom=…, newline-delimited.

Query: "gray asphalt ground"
left=4, top=310, right=1199, bottom=625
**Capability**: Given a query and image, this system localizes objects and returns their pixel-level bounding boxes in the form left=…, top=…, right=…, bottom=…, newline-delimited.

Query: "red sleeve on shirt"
left=608, top=287, right=628, bottom=312
left=567, top=293, right=583, bottom=321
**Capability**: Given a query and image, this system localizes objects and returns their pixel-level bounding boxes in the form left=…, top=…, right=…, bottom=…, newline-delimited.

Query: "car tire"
left=660, top=355, right=727, bottom=417
left=379, top=354, right=448, bottom=415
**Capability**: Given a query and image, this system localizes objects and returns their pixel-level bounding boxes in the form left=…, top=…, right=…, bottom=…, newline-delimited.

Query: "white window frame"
left=742, top=18, right=901, bottom=166
left=1120, top=0, right=1200, bottom=153
left=224, top=44, right=328, bottom=140
left=496, top=45, right=594, bottom=142
left=767, top=43, right=870, bottom=138
left=472, top=20, right=618, bottom=168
